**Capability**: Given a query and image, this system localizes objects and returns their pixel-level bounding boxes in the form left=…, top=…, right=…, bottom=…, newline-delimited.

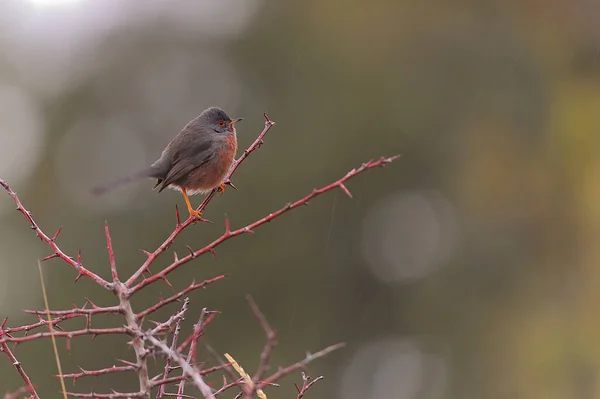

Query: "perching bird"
left=91, top=106, right=243, bottom=219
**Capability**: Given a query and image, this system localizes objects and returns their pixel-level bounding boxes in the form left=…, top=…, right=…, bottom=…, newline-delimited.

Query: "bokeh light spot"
left=339, top=337, right=448, bottom=399
left=361, top=191, right=458, bottom=283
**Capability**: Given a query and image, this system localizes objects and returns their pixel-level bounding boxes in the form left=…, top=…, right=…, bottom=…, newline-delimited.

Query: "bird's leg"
left=181, top=188, right=202, bottom=220
left=217, top=183, right=226, bottom=194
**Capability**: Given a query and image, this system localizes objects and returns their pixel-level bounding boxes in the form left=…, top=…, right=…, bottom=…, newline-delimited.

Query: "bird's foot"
left=188, top=208, right=203, bottom=221
left=217, top=183, right=226, bottom=194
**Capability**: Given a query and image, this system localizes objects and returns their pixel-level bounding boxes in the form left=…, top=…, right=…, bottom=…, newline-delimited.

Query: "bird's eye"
left=217, top=120, right=226, bottom=127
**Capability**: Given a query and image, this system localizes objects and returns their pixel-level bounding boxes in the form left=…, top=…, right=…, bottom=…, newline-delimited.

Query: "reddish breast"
left=203, top=134, right=237, bottom=189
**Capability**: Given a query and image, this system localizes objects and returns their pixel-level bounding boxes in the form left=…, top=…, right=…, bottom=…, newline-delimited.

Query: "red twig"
left=177, top=312, right=218, bottom=353
left=175, top=311, right=209, bottom=398
left=247, top=295, right=277, bottom=383
left=0, top=110, right=397, bottom=398
left=105, top=223, right=119, bottom=282
left=125, top=114, right=277, bottom=287
left=155, top=301, right=187, bottom=399
left=59, top=365, right=137, bottom=382
left=142, top=332, right=214, bottom=399
left=136, top=277, right=225, bottom=320
left=64, top=391, right=146, bottom=398
left=0, top=339, right=39, bottom=399
left=0, top=179, right=111, bottom=290
left=294, top=372, right=324, bottom=399
left=24, top=303, right=123, bottom=317
left=256, top=342, right=346, bottom=390
left=130, top=156, right=399, bottom=294
left=1, top=327, right=130, bottom=344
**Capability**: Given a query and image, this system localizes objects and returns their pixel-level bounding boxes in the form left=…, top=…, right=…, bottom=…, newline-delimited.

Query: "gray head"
left=200, top=106, right=243, bottom=134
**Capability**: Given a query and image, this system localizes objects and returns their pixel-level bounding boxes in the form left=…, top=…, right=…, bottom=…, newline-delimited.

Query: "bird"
left=91, top=106, right=243, bottom=220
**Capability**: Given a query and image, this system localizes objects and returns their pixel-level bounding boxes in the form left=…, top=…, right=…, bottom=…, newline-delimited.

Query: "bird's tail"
left=90, top=168, right=154, bottom=196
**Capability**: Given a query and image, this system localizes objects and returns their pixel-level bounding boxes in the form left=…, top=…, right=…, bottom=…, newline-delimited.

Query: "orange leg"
left=217, top=183, right=226, bottom=194
left=182, top=188, right=202, bottom=220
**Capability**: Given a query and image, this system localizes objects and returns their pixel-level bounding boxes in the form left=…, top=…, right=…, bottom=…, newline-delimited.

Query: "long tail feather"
left=90, top=168, right=154, bottom=196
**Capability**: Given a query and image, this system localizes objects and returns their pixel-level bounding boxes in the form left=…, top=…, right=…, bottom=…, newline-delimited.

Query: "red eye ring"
left=218, top=120, right=226, bottom=127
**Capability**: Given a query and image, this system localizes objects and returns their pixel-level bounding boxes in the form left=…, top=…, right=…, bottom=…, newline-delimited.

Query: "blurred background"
left=1, top=0, right=600, bottom=397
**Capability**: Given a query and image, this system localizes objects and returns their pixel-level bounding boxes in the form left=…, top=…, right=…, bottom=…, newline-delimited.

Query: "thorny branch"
left=295, top=373, right=324, bottom=399
left=0, top=112, right=399, bottom=398
left=0, top=337, right=39, bottom=399
left=125, top=114, right=277, bottom=287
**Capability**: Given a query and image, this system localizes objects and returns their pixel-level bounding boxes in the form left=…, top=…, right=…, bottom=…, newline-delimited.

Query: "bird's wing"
left=156, top=140, right=215, bottom=192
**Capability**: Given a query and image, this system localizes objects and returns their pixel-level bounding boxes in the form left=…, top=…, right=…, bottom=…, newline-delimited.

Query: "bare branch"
left=105, top=223, right=119, bottom=282
left=0, top=338, right=39, bottom=399
left=0, top=179, right=112, bottom=289
left=247, top=295, right=277, bottom=383
left=295, top=373, right=324, bottom=399
left=256, top=343, right=346, bottom=390
left=131, top=156, right=400, bottom=294
left=0, top=111, right=397, bottom=398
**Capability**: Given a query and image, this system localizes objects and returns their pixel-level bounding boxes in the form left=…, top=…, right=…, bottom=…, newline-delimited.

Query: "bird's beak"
left=230, top=118, right=243, bottom=125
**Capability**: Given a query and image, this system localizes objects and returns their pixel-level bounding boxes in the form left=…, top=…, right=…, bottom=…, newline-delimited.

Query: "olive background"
left=2, top=0, right=600, bottom=398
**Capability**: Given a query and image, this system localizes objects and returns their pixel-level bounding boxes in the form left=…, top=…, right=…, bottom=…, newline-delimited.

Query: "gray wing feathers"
left=155, top=139, right=215, bottom=192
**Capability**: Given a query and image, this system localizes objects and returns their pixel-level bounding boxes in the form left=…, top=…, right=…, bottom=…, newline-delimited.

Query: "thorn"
left=175, top=204, right=182, bottom=225
left=140, top=249, right=152, bottom=257
left=41, top=253, right=59, bottom=262
left=74, top=272, right=83, bottom=283
left=77, top=250, right=82, bottom=265
left=87, top=299, right=99, bottom=309
left=52, top=227, right=63, bottom=242
left=224, top=216, right=231, bottom=234
left=294, top=383, right=301, bottom=393
left=162, top=276, right=173, bottom=290
left=208, top=249, right=217, bottom=259
left=339, top=183, right=353, bottom=198
left=186, top=246, right=196, bottom=258
left=242, top=227, right=253, bottom=234
left=173, top=251, right=179, bottom=262
left=118, top=359, right=137, bottom=367
left=383, top=154, right=401, bottom=164
left=1, top=317, right=7, bottom=329
left=225, top=180, right=239, bottom=191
